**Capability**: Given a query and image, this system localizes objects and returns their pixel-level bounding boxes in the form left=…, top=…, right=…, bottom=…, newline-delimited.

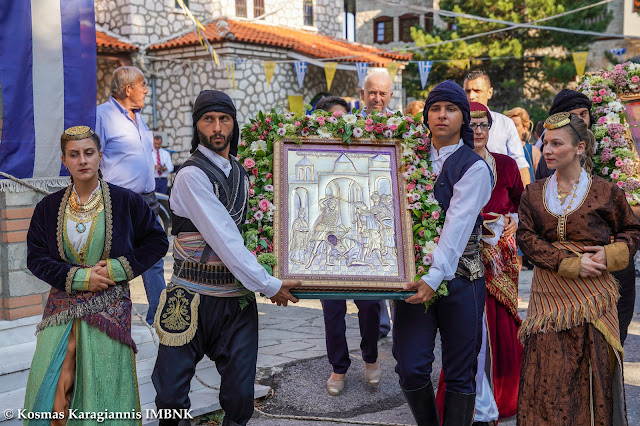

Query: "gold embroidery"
left=101, top=180, right=113, bottom=260
left=107, top=258, right=115, bottom=280
left=117, top=256, right=134, bottom=281
left=154, top=287, right=200, bottom=347
left=57, top=186, right=74, bottom=260
left=65, top=266, right=80, bottom=294
left=82, top=268, right=90, bottom=291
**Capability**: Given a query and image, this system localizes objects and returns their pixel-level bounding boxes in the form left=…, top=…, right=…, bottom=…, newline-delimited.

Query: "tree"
left=403, top=0, right=612, bottom=123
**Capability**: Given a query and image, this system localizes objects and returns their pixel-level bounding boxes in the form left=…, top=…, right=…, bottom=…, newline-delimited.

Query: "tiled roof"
left=96, top=30, right=138, bottom=53
left=148, top=20, right=410, bottom=65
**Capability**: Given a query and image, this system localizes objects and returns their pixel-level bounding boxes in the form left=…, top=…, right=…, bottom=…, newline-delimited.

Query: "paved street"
left=127, top=251, right=640, bottom=425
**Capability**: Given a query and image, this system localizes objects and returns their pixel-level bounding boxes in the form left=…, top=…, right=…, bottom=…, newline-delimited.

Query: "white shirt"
left=488, top=111, right=529, bottom=170
left=170, top=145, right=282, bottom=298
left=152, top=147, right=174, bottom=178
left=420, top=141, right=493, bottom=291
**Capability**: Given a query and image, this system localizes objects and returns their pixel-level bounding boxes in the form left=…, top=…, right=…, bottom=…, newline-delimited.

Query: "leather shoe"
left=327, top=376, right=345, bottom=395
left=365, top=362, right=382, bottom=386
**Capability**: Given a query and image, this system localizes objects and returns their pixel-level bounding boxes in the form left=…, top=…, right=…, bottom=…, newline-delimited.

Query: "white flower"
left=387, top=116, right=403, bottom=127
left=264, top=184, right=274, bottom=191
left=384, top=129, right=394, bottom=138
left=254, top=210, right=264, bottom=220
left=343, top=114, right=357, bottom=124
left=249, top=175, right=256, bottom=184
left=406, top=165, right=417, bottom=174
left=250, top=140, right=267, bottom=152
left=328, top=116, right=338, bottom=124
left=422, top=241, right=437, bottom=254
left=318, top=127, right=332, bottom=138
left=353, top=127, right=364, bottom=137
left=276, top=127, right=286, bottom=136
left=426, top=193, right=436, bottom=204
left=416, top=183, right=426, bottom=192
left=403, top=171, right=412, bottom=180
left=402, top=146, right=414, bottom=157
left=605, top=112, right=621, bottom=124
left=608, top=100, right=623, bottom=112
left=411, top=192, right=421, bottom=202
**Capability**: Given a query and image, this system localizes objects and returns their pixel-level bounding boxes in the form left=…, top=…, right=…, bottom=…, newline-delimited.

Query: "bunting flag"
left=450, top=59, right=470, bottom=70
left=0, top=0, right=97, bottom=179
left=418, top=61, right=433, bottom=89
left=293, top=61, right=308, bottom=89
left=288, top=95, right=304, bottom=116
left=226, top=62, right=237, bottom=90
left=386, top=62, right=399, bottom=81
left=324, top=62, right=338, bottom=91
left=264, top=61, right=276, bottom=86
left=176, top=0, right=219, bottom=66
left=610, top=48, right=626, bottom=62
left=355, top=62, right=369, bottom=88
left=572, top=51, right=589, bottom=77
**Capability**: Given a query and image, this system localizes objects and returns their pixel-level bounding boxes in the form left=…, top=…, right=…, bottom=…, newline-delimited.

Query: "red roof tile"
left=148, top=20, right=410, bottom=65
left=96, top=30, right=138, bottom=53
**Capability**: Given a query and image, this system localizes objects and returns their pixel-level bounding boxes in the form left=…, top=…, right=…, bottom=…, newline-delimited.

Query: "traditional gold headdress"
left=61, top=125, right=95, bottom=141
left=543, top=111, right=582, bottom=140
left=470, top=110, right=488, bottom=118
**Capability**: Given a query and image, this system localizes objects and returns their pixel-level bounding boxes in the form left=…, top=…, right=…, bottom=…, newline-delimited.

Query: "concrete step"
left=0, top=315, right=41, bottom=348
left=0, top=341, right=36, bottom=392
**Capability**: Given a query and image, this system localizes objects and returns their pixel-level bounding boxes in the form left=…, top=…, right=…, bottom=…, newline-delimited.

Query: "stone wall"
left=97, top=56, right=125, bottom=105
left=355, top=0, right=434, bottom=48
left=314, top=0, right=344, bottom=38
left=0, top=182, right=68, bottom=320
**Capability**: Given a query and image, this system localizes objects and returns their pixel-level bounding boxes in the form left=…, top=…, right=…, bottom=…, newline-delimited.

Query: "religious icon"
left=273, top=138, right=415, bottom=293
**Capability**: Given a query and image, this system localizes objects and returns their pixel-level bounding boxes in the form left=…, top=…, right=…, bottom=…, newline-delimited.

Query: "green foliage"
left=405, top=0, right=612, bottom=115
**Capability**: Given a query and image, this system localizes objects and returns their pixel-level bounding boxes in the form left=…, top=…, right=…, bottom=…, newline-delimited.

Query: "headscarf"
left=191, top=90, right=239, bottom=156
left=423, top=80, right=474, bottom=148
left=469, top=101, right=492, bottom=127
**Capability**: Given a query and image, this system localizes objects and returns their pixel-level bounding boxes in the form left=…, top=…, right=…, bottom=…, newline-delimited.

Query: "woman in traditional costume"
left=24, top=126, right=169, bottom=425
left=517, top=112, right=640, bottom=425
left=435, top=102, right=524, bottom=424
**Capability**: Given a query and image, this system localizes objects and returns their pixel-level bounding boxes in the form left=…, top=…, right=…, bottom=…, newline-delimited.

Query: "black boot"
left=402, top=381, right=440, bottom=426
left=443, top=390, right=475, bottom=426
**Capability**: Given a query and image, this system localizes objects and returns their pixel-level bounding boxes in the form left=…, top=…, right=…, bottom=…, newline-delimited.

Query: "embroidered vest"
left=170, top=150, right=251, bottom=296
left=434, top=145, right=492, bottom=280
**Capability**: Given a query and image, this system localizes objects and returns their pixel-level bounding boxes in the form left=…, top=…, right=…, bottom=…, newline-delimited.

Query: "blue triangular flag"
left=355, top=62, right=369, bottom=87
left=418, top=61, right=433, bottom=89
left=293, top=61, right=308, bottom=89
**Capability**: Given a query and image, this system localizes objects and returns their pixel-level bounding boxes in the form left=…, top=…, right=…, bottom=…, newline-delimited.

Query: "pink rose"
left=294, top=121, right=301, bottom=127
left=259, top=199, right=270, bottom=212
left=407, top=182, right=416, bottom=191
left=617, top=181, right=625, bottom=188
left=365, top=125, right=373, bottom=132
left=244, top=158, right=256, bottom=169
left=425, top=184, right=433, bottom=191
left=265, top=172, right=273, bottom=180
left=252, top=168, right=259, bottom=177
left=432, top=211, right=440, bottom=220
left=633, top=76, right=640, bottom=83
left=433, top=237, right=440, bottom=243
left=418, top=229, right=425, bottom=237
left=365, top=118, right=373, bottom=125
left=332, top=110, right=344, bottom=118
left=249, top=188, right=255, bottom=196
left=316, top=116, right=326, bottom=125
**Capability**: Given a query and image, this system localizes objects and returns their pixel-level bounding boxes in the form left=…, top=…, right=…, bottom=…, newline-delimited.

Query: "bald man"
left=361, top=70, right=394, bottom=115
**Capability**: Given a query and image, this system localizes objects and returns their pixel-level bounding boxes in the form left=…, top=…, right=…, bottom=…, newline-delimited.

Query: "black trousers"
left=152, top=295, right=258, bottom=425
left=614, top=261, right=636, bottom=345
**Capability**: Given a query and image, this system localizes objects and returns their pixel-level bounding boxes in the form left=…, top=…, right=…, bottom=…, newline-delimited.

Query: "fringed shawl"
left=481, top=234, right=521, bottom=325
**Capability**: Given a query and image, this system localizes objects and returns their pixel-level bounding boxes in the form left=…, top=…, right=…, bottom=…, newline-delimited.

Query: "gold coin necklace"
left=557, top=180, right=578, bottom=215
left=67, top=189, right=103, bottom=233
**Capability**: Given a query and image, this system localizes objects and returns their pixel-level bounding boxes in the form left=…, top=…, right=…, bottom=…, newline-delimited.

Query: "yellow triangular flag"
left=386, top=62, right=399, bottom=81
left=226, top=63, right=237, bottom=90
left=324, top=62, right=338, bottom=91
left=450, top=59, right=470, bottom=69
left=288, top=95, right=304, bottom=116
left=264, top=61, right=276, bottom=86
left=572, top=51, right=589, bottom=77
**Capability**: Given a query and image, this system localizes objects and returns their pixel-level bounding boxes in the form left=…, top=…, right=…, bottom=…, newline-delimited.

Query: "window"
left=399, top=14, right=419, bottom=42
left=254, top=0, right=265, bottom=18
left=303, top=0, right=313, bottom=26
left=174, top=0, right=188, bottom=8
left=373, top=16, right=393, bottom=44
left=236, top=0, right=247, bottom=18
left=424, top=12, right=434, bottom=34
left=343, top=0, right=356, bottom=41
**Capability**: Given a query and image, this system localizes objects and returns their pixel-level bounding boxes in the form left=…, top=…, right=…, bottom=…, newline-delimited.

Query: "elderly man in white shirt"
left=152, top=90, right=301, bottom=426
left=463, top=70, right=531, bottom=186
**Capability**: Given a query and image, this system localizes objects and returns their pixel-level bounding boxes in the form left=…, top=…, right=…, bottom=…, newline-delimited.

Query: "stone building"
left=587, top=0, right=640, bottom=70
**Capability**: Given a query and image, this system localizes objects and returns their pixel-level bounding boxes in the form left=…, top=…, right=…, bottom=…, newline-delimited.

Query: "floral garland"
left=237, top=108, right=448, bottom=306
left=578, top=62, right=640, bottom=205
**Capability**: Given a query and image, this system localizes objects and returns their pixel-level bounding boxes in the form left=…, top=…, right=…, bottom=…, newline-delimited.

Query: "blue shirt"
left=96, top=97, right=155, bottom=194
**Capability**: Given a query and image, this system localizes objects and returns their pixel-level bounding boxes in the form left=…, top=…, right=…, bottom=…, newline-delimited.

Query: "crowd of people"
left=22, top=64, right=639, bottom=426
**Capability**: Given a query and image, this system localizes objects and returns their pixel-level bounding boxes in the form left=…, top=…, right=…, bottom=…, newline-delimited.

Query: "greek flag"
left=294, top=61, right=308, bottom=89
left=418, top=61, right=433, bottom=89
left=0, top=0, right=97, bottom=179
left=355, top=62, right=369, bottom=88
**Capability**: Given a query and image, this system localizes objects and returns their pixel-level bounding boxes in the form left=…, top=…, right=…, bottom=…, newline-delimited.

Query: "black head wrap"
left=191, top=90, right=239, bottom=156
left=549, top=89, right=593, bottom=126
left=423, top=80, right=474, bottom=148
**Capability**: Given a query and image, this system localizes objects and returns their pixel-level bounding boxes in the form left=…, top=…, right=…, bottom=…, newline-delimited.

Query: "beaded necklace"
left=66, top=188, right=104, bottom=233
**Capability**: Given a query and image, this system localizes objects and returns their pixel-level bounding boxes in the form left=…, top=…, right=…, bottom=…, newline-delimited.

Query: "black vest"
left=171, top=149, right=249, bottom=235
